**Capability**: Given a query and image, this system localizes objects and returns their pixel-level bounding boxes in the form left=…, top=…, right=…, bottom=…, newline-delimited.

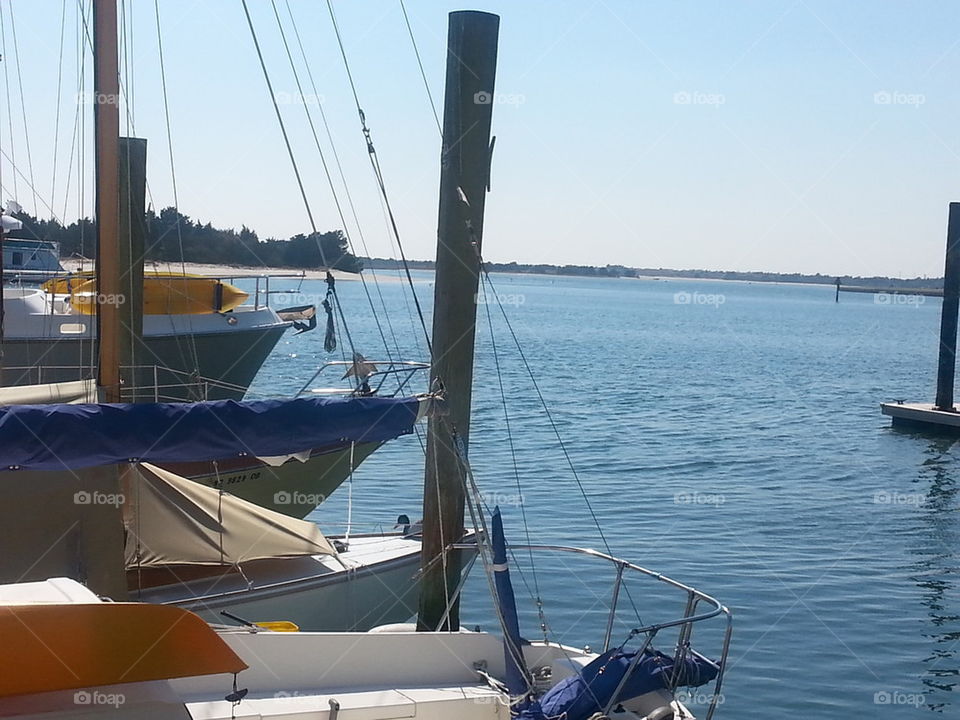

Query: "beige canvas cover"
left=0, top=379, right=97, bottom=406
left=124, top=463, right=335, bottom=568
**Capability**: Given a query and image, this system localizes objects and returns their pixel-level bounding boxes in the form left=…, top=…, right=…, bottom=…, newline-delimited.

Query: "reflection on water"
left=914, top=436, right=960, bottom=711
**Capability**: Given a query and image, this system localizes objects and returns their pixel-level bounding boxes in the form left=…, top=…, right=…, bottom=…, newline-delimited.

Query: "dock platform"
left=880, top=402, right=960, bottom=433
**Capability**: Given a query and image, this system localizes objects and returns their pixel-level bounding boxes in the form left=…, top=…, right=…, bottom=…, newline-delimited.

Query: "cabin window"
left=11, top=251, right=23, bottom=266
left=60, top=323, right=88, bottom=335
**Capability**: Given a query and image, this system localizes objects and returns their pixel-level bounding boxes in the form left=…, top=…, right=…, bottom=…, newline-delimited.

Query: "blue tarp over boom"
left=0, top=396, right=422, bottom=471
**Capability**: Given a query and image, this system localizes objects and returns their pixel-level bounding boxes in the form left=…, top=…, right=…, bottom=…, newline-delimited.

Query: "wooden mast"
left=418, top=10, right=499, bottom=632
left=93, top=0, right=122, bottom=402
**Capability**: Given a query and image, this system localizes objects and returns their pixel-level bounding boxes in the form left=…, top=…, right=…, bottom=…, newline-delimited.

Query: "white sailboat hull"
left=131, top=535, right=424, bottom=631
left=1, top=288, right=289, bottom=400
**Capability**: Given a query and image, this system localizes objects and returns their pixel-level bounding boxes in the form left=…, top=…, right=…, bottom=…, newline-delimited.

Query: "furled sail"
left=124, top=463, right=335, bottom=567
left=0, top=395, right=423, bottom=471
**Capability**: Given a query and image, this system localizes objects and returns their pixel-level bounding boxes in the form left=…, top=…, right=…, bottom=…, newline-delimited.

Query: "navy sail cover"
left=0, top=396, right=421, bottom=471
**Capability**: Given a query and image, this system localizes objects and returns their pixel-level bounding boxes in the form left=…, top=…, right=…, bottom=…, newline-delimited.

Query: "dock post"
left=935, top=203, right=960, bottom=411
left=835, top=278, right=840, bottom=303
left=118, top=137, right=147, bottom=399
left=418, top=10, right=499, bottom=632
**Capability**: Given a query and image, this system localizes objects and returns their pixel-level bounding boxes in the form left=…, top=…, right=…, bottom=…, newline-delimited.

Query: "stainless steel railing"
left=0, top=364, right=246, bottom=402
left=447, top=541, right=732, bottom=720
left=295, top=360, right=430, bottom=398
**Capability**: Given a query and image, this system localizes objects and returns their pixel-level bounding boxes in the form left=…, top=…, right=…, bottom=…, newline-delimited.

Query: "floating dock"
left=881, top=402, right=960, bottom=433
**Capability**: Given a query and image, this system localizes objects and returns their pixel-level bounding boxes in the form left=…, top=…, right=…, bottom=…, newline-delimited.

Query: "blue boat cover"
left=0, top=396, right=421, bottom=471
left=518, top=647, right=719, bottom=720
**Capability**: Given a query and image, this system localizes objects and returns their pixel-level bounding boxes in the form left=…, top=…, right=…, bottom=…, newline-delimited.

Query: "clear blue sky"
left=2, top=0, right=959, bottom=278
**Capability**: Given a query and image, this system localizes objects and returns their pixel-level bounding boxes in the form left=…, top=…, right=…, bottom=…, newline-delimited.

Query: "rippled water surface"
left=247, top=271, right=959, bottom=718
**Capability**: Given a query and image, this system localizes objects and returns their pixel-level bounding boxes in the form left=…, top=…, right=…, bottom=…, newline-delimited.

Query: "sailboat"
left=0, top=2, right=430, bottom=516
left=0, top=283, right=290, bottom=400
left=0, top=5, right=732, bottom=719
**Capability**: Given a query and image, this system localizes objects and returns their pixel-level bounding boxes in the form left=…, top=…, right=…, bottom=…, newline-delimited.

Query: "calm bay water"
left=247, top=271, right=958, bottom=719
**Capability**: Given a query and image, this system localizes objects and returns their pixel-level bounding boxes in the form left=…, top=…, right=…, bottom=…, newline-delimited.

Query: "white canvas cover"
left=0, top=379, right=98, bottom=406
left=124, top=463, right=336, bottom=568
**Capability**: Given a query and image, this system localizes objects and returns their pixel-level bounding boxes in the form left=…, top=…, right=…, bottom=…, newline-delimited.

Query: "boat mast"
left=418, top=10, right=499, bottom=632
left=93, top=0, right=122, bottom=401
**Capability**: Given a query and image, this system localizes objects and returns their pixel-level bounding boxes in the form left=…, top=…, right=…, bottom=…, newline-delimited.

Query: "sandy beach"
left=61, top=258, right=360, bottom=281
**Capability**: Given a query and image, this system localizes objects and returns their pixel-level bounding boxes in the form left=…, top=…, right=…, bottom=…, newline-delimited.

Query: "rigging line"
left=75, top=0, right=93, bottom=54
left=0, top=149, right=65, bottom=224
left=456, top=433, right=534, bottom=695
left=239, top=0, right=319, bottom=247
left=7, top=5, right=38, bottom=216
left=324, top=0, right=432, bottom=357
left=241, top=0, right=360, bottom=364
left=478, top=266, right=645, bottom=627
left=51, top=0, right=68, bottom=212
left=283, top=0, right=401, bottom=346
left=480, top=283, right=541, bottom=601
left=0, top=4, right=19, bottom=202
left=153, top=0, right=202, bottom=376
left=61, top=40, right=83, bottom=224
left=283, top=2, right=414, bottom=384
left=398, top=0, right=442, bottom=136
left=269, top=0, right=394, bottom=367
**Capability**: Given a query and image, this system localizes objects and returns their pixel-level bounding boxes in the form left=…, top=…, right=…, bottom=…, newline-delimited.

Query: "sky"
left=1, top=0, right=960, bottom=278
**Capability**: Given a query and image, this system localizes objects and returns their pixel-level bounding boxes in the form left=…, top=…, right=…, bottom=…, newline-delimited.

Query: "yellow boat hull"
left=43, top=272, right=249, bottom=315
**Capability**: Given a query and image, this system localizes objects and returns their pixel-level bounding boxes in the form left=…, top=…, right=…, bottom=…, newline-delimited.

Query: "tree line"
left=7, top=207, right=363, bottom=273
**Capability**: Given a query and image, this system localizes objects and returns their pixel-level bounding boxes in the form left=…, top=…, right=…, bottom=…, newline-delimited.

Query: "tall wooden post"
left=118, top=137, right=147, bottom=399
left=418, top=10, right=499, bottom=632
left=93, top=0, right=122, bottom=402
left=935, top=203, right=960, bottom=411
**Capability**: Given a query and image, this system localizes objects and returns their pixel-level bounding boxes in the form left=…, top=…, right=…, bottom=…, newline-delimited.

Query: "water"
left=248, top=271, right=959, bottom=718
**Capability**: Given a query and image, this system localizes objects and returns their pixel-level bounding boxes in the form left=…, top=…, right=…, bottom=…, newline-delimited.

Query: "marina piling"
left=935, top=203, right=960, bottom=411
left=418, top=10, right=499, bottom=632
left=118, top=137, right=147, bottom=397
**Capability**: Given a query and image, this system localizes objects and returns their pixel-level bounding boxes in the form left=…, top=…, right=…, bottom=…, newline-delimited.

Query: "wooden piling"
left=118, top=137, right=147, bottom=398
left=935, top=203, right=960, bottom=411
left=418, top=10, right=499, bottom=632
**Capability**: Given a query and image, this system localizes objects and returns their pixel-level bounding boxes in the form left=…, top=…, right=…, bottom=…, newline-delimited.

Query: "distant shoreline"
left=361, top=258, right=943, bottom=291
left=61, top=256, right=941, bottom=291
